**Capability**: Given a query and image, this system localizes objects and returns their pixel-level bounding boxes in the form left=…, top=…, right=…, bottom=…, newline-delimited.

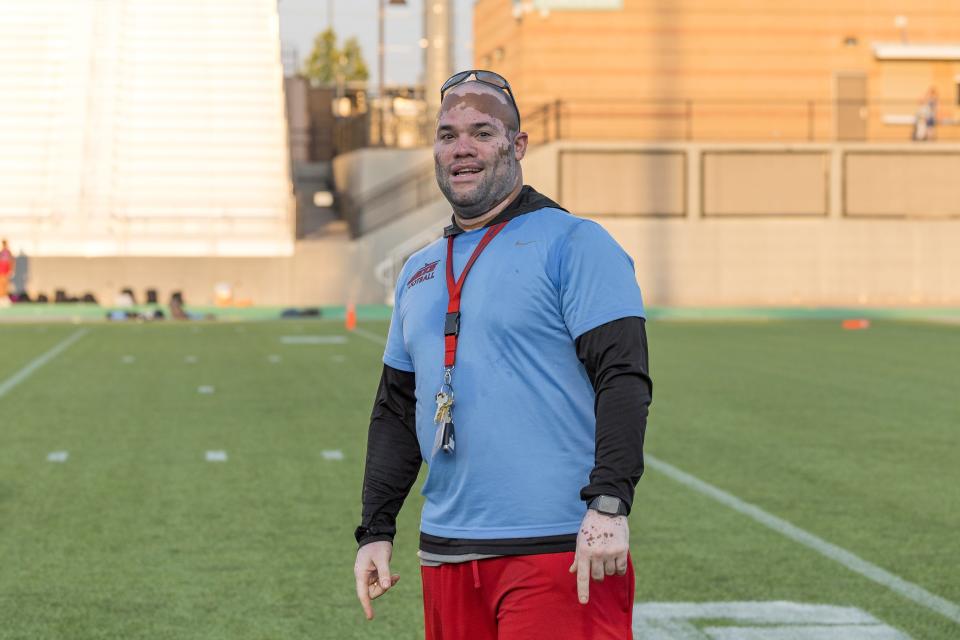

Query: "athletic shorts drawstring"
left=471, top=559, right=481, bottom=589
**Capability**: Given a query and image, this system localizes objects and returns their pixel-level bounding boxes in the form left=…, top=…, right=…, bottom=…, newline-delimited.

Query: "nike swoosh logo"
left=515, top=240, right=536, bottom=246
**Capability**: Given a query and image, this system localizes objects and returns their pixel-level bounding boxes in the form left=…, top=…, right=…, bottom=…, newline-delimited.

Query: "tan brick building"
left=473, top=0, right=960, bottom=141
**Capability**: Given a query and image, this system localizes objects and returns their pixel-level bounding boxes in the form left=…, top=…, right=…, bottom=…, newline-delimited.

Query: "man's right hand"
left=354, top=540, right=400, bottom=620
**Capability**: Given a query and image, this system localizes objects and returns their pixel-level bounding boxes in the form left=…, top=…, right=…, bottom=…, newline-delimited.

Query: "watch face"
left=597, top=495, right=620, bottom=514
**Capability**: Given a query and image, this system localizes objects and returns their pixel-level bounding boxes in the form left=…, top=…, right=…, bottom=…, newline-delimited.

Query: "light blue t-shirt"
left=383, top=207, right=645, bottom=540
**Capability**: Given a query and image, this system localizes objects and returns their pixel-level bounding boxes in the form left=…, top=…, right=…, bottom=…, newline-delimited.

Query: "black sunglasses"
left=440, top=69, right=521, bottom=129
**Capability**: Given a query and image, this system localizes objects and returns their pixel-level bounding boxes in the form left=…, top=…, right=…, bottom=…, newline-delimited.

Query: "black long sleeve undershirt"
left=355, top=316, right=652, bottom=548
left=354, top=365, right=421, bottom=547
left=575, top=316, right=652, bottom=514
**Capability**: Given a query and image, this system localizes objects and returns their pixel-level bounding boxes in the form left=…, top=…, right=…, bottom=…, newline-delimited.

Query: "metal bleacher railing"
left=521, top=97, right=959, bottom=145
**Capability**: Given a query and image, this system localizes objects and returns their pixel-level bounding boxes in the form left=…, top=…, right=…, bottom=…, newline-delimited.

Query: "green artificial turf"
left=0, top=318, right=957, bottom=639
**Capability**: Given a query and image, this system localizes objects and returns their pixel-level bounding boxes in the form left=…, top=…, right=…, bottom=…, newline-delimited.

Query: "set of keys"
left=433, top=384, right=456, bottom=455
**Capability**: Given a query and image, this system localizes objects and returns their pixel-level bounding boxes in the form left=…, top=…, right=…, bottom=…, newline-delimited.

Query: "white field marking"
left=331, top=355, right=346, bottom=363
left=709, top=627, right=907, bottom=640
left=121, top=355, right=135, bottom=364
left=197, top=385, right=215, bottom=394
left=279, top=335, right=347, bottom=345
left=632, top=601, right=911, bottom=639
left=0, top=329, right=88, bottom=399
left=184, top=355, right=198, bottom=364
left=322, top=449, right=344, bottom=461
left=205, top=450, right=228, bottom=462
left=46, top=451, right=69, bottom=463
left=647, top=455, right=960, bottom=625
left=267, top=354, right=282, bottom=363
left=350, top=326, right=387, bottom=345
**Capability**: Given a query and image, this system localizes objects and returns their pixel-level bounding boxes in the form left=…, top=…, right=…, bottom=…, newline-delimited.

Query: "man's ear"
left=513, top=131, right=529, bottom=161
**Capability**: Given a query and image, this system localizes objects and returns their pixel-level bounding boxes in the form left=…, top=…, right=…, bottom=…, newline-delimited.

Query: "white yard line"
left=350, top=326, right=387, bottom=346
left=280, top=335, right=347, bottom=345
left=0, top=329, right=89, bottom=399
left=646, top=455, right=960, bottom=625
left=322, top=449, right=344, bottom=461
left=633, top=601, right=911, bottom=639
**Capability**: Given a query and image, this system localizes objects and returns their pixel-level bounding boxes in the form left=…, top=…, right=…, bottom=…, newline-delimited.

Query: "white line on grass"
left=632, top=601, right=911, bottom=639
left=47, top=451, right=69, bottom=463
left=646, top=454, right=960, bottom=626
left=0, top=329, right=88, bottom=399
left=267, top=354, right=282, bottom=363
left=350, top=327, right=386, bottom=345
left=197, top=385, right=215, bottom=394
left=205, top=450, right=227, bottom=462
left=322, top=449, right=344, bottom=461
left=280, top=335, right=347, bottom=345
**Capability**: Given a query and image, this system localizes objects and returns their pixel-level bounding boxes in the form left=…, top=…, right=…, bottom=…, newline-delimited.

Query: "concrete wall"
left=18, top=141, right=960, bottom=307
left=25, top=238, right=352, bottom=307
left=524, top=141, right=960, bottom=305
left=22, top=200, right=452, bottom=307
left=332, top=147, right=433, bottom=203
left=845, top=152, right=960, bottom=217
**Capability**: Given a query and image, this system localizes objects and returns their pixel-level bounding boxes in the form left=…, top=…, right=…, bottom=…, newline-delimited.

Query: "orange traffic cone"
left=842, top=318, right=870, bottom=330
left=345, top=303, right=357, bottom=331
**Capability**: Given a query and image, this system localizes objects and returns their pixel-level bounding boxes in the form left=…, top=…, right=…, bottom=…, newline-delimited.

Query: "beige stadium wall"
left=22, top=198, right=452, bottom=307
left=24, top=239, right=352, bottom=307
left=523, top=141, right=960, bottom=306
left=21, top=141, right=960, bottom=307
left=473, top=0, right=960, bottom=142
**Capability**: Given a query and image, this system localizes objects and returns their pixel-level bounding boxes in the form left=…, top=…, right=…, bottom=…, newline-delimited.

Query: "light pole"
left=378, top=0, right=406, bottom=146
left=378, top=0, right=385, bottom=145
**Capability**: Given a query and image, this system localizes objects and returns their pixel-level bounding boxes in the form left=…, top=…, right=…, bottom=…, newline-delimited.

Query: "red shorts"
left=421, top=552, right=634, bottom=640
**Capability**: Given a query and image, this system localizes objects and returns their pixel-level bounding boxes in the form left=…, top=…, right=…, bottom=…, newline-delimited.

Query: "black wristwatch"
left=588, top=495, right=628, bottom=517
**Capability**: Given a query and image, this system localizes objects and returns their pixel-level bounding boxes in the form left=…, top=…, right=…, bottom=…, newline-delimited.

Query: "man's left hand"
left=568, top=509, right=630, bottom=604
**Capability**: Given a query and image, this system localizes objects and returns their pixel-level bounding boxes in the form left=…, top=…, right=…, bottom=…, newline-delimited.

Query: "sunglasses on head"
left=440, top=69, right=521, bottom=129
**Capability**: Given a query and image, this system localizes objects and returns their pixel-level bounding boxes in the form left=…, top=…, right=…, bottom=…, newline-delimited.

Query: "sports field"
left=0, top=318, right=957, bottom=639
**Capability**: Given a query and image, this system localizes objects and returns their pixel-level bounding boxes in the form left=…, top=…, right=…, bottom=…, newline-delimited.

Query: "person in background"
left=915, top=87, right=939, bottom=141
left=0, top=239, right=15, bottom=304
left=11, top=249, right=29, bottom=301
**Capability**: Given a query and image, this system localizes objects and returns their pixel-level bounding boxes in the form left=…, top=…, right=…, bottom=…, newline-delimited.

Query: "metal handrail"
left=521, top=97, right=957, bottom=144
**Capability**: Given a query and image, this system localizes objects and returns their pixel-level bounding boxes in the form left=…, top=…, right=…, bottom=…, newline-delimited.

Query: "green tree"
left=302, top=28, right=370, bottom=85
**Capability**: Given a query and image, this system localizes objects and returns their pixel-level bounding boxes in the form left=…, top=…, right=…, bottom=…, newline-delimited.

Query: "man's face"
left=433, top=83, right=526, bottom=218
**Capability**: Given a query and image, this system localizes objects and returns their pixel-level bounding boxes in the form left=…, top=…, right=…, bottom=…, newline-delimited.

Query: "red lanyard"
left=443, top=222, right=507, bottom=368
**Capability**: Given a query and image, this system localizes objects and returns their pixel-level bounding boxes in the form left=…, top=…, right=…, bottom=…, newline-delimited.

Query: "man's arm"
left=576, top=316, right=652, bottom=511
left=355, top=364, right=422, bottom=546
left=568, top=316, right=652, bottom=603
left=354, top=363, right=420, bottom=620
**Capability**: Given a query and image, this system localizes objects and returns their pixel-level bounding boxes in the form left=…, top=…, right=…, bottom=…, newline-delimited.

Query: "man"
left=354, top=70, right=652, bottom=639
left=0, top=239, right=14, bottom=303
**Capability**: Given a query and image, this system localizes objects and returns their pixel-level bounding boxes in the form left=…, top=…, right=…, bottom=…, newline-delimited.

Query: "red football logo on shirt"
left=407, top=260, right=440, bottom=289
